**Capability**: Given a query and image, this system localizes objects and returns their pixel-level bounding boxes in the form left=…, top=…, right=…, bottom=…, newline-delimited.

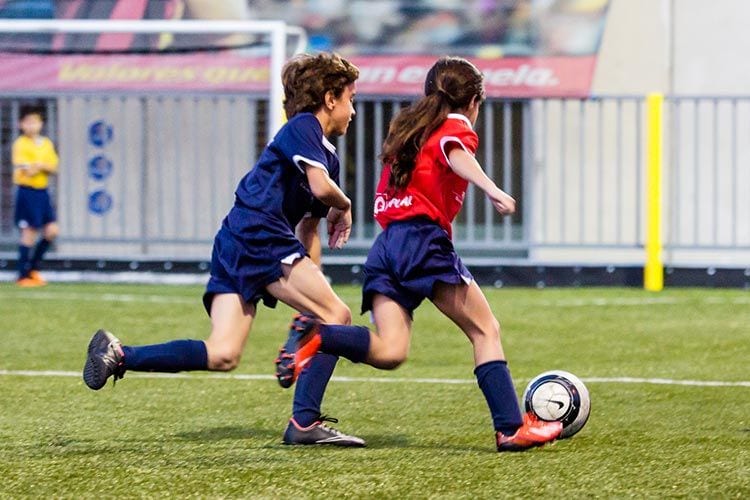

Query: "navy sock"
left=319, top=324, right=370, bottom=363
left=121, top=339, right=208, bottom=372
left=17, top=245, right=31, bottom=278
left=30, top=238, right=52, bottom=270
left=292, top=352, right=339, bottom=427
left=474, top=360, right=523, bottom=435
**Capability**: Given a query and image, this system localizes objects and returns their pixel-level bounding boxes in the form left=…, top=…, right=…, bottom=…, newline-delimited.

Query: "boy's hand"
left=326, top=207, right=352, bottom=249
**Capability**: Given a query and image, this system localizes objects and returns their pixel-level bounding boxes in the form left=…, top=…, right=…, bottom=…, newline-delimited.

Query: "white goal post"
left=0, top=19, right=308, bottom=140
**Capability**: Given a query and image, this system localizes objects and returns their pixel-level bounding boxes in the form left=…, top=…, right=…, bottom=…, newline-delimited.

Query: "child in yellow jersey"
left=12, top=108, right=59, bottom=287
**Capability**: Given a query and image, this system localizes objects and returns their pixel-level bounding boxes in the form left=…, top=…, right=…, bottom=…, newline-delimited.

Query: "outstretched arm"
left=448, top=147, right=515, bottom=215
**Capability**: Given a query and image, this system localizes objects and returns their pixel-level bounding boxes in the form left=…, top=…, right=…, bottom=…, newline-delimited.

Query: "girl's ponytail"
left=381, top=57, right=485, bottom=191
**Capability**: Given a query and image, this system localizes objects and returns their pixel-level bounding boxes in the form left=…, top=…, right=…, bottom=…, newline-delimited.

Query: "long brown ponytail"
left=381, top=56, right=485, bottom=191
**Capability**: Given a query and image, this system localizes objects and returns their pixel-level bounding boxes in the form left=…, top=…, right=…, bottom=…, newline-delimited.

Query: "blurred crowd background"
left=0, top=0, right=609, bottom=57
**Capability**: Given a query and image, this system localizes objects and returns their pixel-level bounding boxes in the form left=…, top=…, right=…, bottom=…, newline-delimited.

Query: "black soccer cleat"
left=275, top=312, right=321, bottom=389
left=83, top=329, right=126, bottom=390
left=282, top=416, right=366, bottom=447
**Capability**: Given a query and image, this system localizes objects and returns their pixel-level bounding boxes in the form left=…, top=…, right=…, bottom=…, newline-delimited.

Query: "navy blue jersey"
left=224, top=113, right=340, bottom=240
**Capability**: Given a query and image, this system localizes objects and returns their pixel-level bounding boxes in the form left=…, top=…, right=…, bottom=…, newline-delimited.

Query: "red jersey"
left=374, top=113, right=478, bottom=239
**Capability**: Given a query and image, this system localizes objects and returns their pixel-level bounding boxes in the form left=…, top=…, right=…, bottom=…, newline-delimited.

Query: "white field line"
left=1, top=370, right=749, bottom=387
left=1, top=289, right=750, bottom=307
left=0, top=290, right=196, bottom=304
left=0, top=270, right=208, bottom=285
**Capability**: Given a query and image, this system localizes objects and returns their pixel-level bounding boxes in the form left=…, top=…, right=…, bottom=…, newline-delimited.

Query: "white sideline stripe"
left=0, top=270, right=208, bottom=285
left=0, top=291, right=196, bottom=305
left=1, top=289, right=750, bottom=307
left=1, top=370, right=749, bottom=387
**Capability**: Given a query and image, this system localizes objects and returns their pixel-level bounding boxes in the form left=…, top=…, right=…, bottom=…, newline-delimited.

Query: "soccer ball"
left=522, top=370, right=590, bottom=439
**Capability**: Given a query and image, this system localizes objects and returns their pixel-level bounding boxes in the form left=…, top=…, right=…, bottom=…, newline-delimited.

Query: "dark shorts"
left=202, top=225, right=307, bottom=315
left=362, top=218, right=473, bottom=317
left=14, top=186, right=56, bottom=229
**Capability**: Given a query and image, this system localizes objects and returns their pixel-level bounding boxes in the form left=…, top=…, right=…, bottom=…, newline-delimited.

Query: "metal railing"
left=666, top=96, right=750, bottom=252
left=0, top=94, right=748, bottom=267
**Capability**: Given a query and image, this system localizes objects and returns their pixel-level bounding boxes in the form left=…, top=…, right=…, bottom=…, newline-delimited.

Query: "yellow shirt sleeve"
left=43, top=137, right=59, bottom=173
left=12, top=136, right=58, bottom=189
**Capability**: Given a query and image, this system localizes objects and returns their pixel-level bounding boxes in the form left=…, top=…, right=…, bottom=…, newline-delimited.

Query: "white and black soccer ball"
left=523, top=370, right=590, bottom=439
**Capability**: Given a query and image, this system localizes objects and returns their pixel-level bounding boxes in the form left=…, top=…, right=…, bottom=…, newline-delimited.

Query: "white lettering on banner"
left=357, top=64, right=560, bottom=89
left=374, top=194, right=413, bottom=214
left=358, top=66, right=397, bottom=84
left=483, top=65, right=559, bottom=87
left=398, top=66, right=426, bottom=84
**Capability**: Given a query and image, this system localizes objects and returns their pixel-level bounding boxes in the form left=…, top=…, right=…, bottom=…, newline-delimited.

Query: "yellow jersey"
left=12, top=135, right=59, bottom=189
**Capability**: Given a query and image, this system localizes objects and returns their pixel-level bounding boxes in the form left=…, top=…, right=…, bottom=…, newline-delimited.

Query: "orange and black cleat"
left=28, top=270, right=48, bottom=285
left=16, top=276, right=44, bottom=287
left=496, top=412, right=562, bottom=452
left=275, top=312, right=322, bottom=388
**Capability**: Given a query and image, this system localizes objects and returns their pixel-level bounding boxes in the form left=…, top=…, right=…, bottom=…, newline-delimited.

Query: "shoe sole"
left=275, top=313, right=318, bottom=389
left=282, top=438, right=366, bottom=447
left=497, top=441, right=551, bottom=452
left=275, top=354, right=295, bottom=389
left=82, top=329, right=112, bottom=390
left=16, top=281, right=44, bottom=287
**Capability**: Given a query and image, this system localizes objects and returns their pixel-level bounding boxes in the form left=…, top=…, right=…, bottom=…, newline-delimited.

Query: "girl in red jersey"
left=276, top=56, right=562, bottom=452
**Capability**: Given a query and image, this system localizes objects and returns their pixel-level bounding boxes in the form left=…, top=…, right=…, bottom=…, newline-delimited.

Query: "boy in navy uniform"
left=276, top=57, right=563, bottom=452
left=83, top=53, right=365, bottom=446
left=12, top=108, right=60, bottom=287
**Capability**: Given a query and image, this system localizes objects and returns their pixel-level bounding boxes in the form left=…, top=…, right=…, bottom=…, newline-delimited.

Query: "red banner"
left=0, top=53, right=596, bottom=97
left=351, top=55, right=597, bottom=98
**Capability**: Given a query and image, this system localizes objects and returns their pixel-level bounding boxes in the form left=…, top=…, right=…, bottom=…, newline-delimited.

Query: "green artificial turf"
left=1, top=283, right=748, bottom=498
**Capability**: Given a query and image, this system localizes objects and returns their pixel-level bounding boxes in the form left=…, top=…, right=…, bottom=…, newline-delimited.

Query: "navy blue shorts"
left=202, top=225, right=307, bottom=315
left=362, top=218, right=473, bottom=316
left=14, top=186, right=56, bottom=229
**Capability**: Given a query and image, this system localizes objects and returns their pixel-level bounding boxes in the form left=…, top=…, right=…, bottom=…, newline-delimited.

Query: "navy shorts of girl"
left=14, top=186, right=56, bottom=229
left=362, top=218, right=473, bottom=317
left=202, top=225, right=307, bottom=315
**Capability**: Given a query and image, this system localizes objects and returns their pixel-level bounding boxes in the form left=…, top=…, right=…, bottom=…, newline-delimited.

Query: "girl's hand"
left=488, top=188, right=516, bottom=215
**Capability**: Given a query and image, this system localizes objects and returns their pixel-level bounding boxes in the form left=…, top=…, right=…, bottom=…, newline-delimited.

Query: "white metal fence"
left=1, top=94, right=748, bottom=267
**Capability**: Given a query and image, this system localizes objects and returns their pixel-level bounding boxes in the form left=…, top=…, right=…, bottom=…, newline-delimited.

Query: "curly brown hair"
left=282, top=52, right=360, bottom=119
left=381, top=56, right=485, bottom=191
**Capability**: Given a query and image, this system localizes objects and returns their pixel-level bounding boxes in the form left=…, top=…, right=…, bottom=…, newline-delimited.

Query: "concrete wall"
left=593, top=0, right=750, bottom=95
left=591, top=0, right=671, bottom=95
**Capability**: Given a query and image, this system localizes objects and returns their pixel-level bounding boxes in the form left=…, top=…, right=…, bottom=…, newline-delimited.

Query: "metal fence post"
left=645, top=93, right=664, bottom=291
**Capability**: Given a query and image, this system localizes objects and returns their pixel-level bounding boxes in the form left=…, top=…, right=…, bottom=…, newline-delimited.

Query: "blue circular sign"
left=88, top=120, right=113, bottom=147
left=88, top=190, right=113, bottom=215
left=87, top=155, right=113, bottom=181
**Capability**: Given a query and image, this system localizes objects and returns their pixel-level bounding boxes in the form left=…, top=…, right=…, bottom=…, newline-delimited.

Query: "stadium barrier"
left=1, top=94, right=749, bottom=285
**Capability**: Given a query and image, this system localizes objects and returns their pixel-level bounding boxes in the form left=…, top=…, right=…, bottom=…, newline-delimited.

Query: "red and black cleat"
left=274, top=313, right=322, bottom=388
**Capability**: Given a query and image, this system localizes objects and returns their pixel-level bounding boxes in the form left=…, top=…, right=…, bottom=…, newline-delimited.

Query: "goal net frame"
left=0, top=19, right=307, bottom=140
